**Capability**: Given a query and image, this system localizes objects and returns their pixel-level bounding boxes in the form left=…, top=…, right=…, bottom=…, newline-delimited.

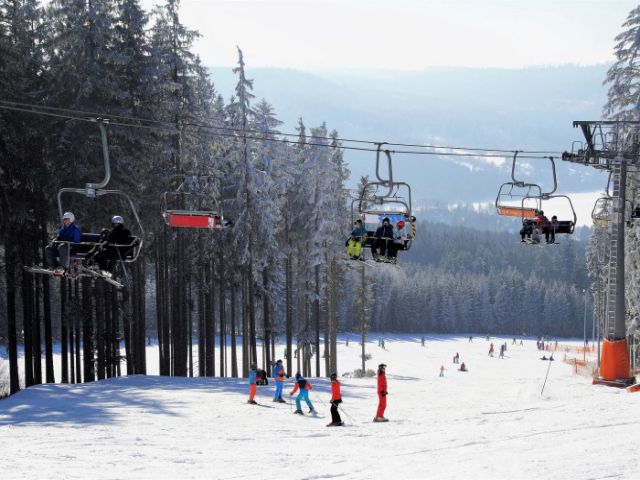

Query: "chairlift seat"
left=164, top=210, right=222, bottom=229
left=54, top=233, right=140, bottom=261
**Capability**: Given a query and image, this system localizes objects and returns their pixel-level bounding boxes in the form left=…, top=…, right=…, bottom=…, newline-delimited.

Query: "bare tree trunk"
left=22, top=266, right=34, bottom=387
left=285, top=257, right=293, bottom=376
left=263, top=269, right=271, bottom=370
left=204, top=259, right=214, bottom=376
left=60, top=278, right=69, bottom=384
left=314, top=265, right=320, bottom=377
left=230, top=285, right=238, bottom=377
left=5, top=234, right=20, bottom=394
left=198, top=277, right=205, bottom=377
left=219, top=256, right=226, bottom=377
left=33, top=272, right=42, bottom=385
left=96, top=281, right=105, bottom=380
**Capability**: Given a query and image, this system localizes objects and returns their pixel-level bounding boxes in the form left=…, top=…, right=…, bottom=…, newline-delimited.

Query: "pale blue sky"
left=142, top=0, right=638, bottom=69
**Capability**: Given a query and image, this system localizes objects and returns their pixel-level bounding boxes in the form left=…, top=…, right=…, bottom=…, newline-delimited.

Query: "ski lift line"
left=0, top=99, right=563, bottom=158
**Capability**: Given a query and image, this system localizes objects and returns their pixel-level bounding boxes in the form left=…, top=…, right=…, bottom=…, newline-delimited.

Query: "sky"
left=141, top=0, right=638, bottom=70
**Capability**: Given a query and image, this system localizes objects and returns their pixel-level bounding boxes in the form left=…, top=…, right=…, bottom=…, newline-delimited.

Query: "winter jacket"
left=331, top=380, right=342, bottom=402
left=290, top=377, right=312, bottom=395
left=393, top=226, right=408, bottom=244
left=106, top=224, right=133, bottom=245
left=377, top=371, right=387, bottom=395
left=374, top=224, right=394, bottom=240
left=249, top=369, right=257, bottom=385
left=272, top=363, right=285, bottom=382
left=535, top=214, right=549, bottom=228
left=350, top=225, right=366, bottom=239
left=57, top=223, right=82, bottom=243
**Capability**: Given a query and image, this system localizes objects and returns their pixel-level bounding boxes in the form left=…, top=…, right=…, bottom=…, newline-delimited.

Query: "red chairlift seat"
left=164, top=210, right=223, bottom=229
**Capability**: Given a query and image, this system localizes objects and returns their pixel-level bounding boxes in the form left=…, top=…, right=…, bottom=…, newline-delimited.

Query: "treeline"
left=0, top=0, right=348, bottom=395
left=343, top=222, right=591, bottom=337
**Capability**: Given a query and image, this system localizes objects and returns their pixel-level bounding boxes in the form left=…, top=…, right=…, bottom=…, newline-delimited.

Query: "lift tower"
left=563, top=120, right=639, bottom=387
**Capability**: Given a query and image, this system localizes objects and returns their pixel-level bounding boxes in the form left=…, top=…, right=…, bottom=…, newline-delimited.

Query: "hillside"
left=1, top=335, right=637, bottom=479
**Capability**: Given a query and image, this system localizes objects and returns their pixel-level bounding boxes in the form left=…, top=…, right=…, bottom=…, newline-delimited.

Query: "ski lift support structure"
left=563, top=120, right=640, bottom=387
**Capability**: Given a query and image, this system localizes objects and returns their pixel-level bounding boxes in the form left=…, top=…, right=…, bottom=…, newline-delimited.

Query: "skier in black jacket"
left=371, top=217, right=394, bottom=261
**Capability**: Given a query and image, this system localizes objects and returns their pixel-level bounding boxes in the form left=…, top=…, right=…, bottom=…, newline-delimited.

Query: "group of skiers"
left=247, top=361, right=390, bottom=426
left=346, top=217, right=409, bottom=262
left=519, top=210, right=559, bottom=244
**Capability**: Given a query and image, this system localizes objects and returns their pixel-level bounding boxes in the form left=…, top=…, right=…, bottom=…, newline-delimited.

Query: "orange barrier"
left=563, top=355, right=597, bottom=377
left=599, top=338, right=631, bottom=380
left=626, top=383, right=640, bottom=393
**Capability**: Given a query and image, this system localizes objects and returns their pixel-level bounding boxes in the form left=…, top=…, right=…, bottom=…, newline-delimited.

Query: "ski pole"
left=541, top=358, right=553, bottom=395
left=337, top=404, right=358, bottom=424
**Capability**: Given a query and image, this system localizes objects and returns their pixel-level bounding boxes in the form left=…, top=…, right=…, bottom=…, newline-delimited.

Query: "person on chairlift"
left=45, top=211, right=82, bottom=276
left=87, top=215, right=133, bottom=277
left=546, top=215, right=559, bottom=244
left=372, top=217, right=394, bottom=261
left=388, top=220, right=408, bottom=260
left=347, top=219, right=367, bottom=259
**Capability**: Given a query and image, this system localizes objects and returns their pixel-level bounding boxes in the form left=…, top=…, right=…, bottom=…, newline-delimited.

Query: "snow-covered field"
left=1, top=334, right=638, bottom=479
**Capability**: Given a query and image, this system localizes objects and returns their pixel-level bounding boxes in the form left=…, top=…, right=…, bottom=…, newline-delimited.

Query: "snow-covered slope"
left=1, top=335, right=638, bottom=479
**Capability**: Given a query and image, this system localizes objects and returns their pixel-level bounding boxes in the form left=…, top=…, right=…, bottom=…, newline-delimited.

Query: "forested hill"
left=348, top=221, right=590, bottom=338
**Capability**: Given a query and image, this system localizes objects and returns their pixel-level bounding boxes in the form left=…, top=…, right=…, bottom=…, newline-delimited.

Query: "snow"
left=1, top=335, right=638, bottom=479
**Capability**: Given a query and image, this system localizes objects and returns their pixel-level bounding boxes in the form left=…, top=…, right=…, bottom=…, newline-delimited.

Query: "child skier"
left=459, top=362, right=468, bottom=372
left=488, top=342, right=494, bottom=357
left=374, top=363, right=388, bottom=422
left=290, top=373, right=316, bottom=414
left=248, top=363, right=258, bottom=405
left=327, top=373, right=343, bottom=427
left=272, top=359, right=287, bottom=403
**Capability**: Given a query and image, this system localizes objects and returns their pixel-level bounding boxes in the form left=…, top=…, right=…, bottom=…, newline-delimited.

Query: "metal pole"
left=614, top=158, right=627, bottom=340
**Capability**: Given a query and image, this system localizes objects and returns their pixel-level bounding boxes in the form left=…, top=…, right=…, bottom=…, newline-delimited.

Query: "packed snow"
left=1, top=334, right=638, bottom=479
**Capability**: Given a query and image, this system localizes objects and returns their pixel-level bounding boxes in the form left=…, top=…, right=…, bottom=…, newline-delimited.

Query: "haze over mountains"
left=210, top=64, right=611, bottom=219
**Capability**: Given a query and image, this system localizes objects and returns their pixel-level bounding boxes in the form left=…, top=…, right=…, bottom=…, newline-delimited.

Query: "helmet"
left=62, top=212, right=75, bottom=223
left=276, top=359, right=282, bottom=364
left=382, top=217, right=390, bottom=223
left=378, top=363, right=387, bottom=370
left=397, top=220, right=405, bottom=228
left=330, top=373, right=337, bottom=381
left=539, top=210, right=544, bottom=216
left=295, top=372, right=302, bottom=380
left=111, top=215, right=124, bottom=225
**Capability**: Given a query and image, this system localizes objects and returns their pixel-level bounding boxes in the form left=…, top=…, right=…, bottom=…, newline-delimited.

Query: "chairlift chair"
left=162, top=175, right=228, bottom=229
left=27, top=119, right=144, bottom=288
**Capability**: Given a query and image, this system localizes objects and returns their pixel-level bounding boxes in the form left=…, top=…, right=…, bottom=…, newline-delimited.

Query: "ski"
left=80, top=266, right=124, bottom=289
left=23, top=265, right=64, bottom=277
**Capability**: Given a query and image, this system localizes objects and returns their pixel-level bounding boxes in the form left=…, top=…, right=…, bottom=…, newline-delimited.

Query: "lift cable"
left=0, top=99, right=559, bottom=159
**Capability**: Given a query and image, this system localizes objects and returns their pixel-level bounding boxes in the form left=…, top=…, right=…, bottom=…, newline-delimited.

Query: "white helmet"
left=111, top=215, right=124, bottom=225
left=62, top=212, right=75, bottom=223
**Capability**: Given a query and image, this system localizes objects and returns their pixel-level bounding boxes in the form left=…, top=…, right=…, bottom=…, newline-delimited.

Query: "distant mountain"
left=208, top=65, right=611, bottom=206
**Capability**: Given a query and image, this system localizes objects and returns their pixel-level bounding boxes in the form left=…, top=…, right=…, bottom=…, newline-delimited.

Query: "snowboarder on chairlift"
left=290, top=373, right=315, bottom=414
left=327, top=373, right=343, bottom=427
left=45, top=211, right=82, bottom=275
left=374, top=363, right=388, bottom=422
left=248, top=363, right=258, bottom=405
left=272, top=359, right=287, bottom=403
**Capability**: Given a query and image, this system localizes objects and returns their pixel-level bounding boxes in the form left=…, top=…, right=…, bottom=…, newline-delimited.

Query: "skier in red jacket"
left=374, top=363, right=388, bottom=422
left=327, top=373, right=343, bottom=427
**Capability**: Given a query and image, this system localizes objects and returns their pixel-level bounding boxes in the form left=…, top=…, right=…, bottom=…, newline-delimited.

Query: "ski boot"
left=293, top=409, right=303, bottom=415
left=373, top=416, right=389, bottom=422
left=247, top=400, right=257, bottom=405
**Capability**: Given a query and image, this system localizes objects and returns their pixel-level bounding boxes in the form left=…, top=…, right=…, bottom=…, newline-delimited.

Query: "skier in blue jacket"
left=272, top=359, right=287, bottom=403
left=290, top=373, right=316, bottom=414
left=45, top=212, right=82, bottom=275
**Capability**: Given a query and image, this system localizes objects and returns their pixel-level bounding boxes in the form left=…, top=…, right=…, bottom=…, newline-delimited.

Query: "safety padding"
left=497, top=206, right=537, bottom=218
left=626, top=383, right=640, bottom=393
left=599, top=338, right=631, bottom=380
left=167, top=213, right=218, bottom=229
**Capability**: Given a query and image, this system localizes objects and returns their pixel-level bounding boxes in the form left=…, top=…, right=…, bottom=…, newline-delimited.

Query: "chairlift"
left=348, top=147, right=417, bottom=263
left=26, top=119, right=143, bottom=288
left=162, top=174, right=228, bottom=229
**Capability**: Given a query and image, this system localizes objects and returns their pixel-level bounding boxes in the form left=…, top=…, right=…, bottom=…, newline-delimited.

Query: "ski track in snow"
left=1, top=334, right=639, bottom=479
